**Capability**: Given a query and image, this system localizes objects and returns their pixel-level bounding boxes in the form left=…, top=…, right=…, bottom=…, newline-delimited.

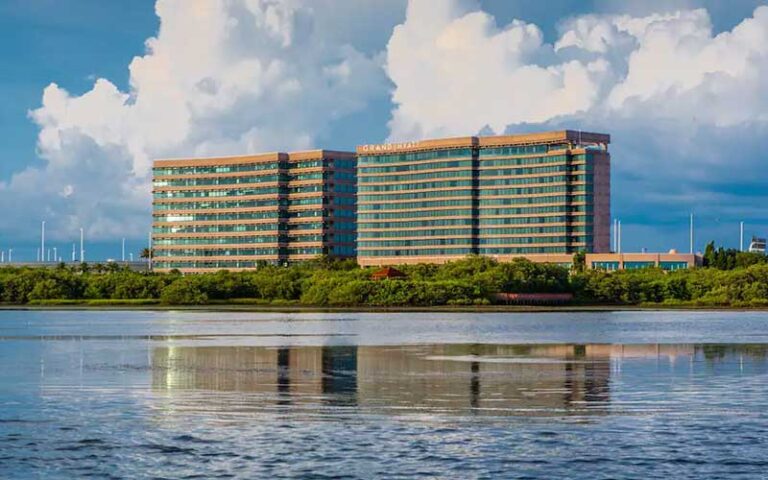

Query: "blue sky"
left=1, top=0, right=767, bottom=261
left=0, top=0, right=156, bottom=177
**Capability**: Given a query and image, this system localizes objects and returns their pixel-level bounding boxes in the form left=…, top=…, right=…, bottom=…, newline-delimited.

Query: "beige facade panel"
left=358, top=186, right=472, bottom=196
left=153, top=194, right=286, bottom=204
left=356, top=130, right=610, bottom=155
left=359, top=215, right=474, bottom=224
left=356, top=136, right=475, bottom=155
left=358, top=166, right=472, bottom=178
left=153, top=218, right=280, bottom=227
left=586, top=253, right=702, bottom=268
left=153, top=231, right=277, bottom=239
left=357, top=234, right=471, bottom=242
left=153, top=182, right=282, bottom=193
left=358, top=205, right=473, bottom=214
left=477, top=130, right=610, bottom=148
left=478, top=151, right=579, bottom=161
left=357, top=246, right=475, bottom=253
left=153, top=170, right=283, bottom=181
left=157, top=243, right=283, bottom=250
left=288, top=149, right=356, bottom=161
left=154, top=152, right=285, bottom=168
left=154, top=254, right=281, bottom=262
left=153, top=206, right=283, bottom=215
left=358, top=255, right=470, bottom=266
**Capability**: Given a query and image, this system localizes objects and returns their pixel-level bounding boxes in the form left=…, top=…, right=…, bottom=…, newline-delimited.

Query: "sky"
left=1, top=0, right=767, bottom=261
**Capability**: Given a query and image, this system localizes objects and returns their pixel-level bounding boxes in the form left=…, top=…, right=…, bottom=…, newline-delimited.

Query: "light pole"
left=53, top=247, right=57, bottom=263
left=41, top=220, right=45, bottom=263
left=689, top=213, right=694, bottom=254
left=740, top=221, right=744, bottom=252
left=122, top=238, right=125, bottom=262
left=80, top=228, right=84, bottom=262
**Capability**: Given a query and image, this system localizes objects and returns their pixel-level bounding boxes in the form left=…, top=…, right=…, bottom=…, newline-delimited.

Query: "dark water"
left=1, top=311, right=768, bottom=479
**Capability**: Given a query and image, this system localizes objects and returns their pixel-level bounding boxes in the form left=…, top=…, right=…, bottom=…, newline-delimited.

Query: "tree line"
left=1, top=249, right=767, bottom=307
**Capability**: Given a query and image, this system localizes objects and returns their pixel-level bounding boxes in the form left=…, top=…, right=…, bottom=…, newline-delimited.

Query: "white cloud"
left=5, top=0, right=768, bottom=253
left=1, top=0, right=387, bottom=242
left=387, top=3, right=768, bottom=138
left=386, top=1, right=611, bottom=139
left=384, top=1, right=768, bottom=250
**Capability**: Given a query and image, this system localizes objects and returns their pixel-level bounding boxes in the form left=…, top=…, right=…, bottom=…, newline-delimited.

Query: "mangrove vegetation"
left=1, top=248, right=768, bottom=307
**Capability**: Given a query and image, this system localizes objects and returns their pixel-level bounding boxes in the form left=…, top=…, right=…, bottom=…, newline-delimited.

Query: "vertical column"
left=470, top=139, right=480, bottom=255
left=565, top=149, right=575, bottom=253
left=591, top=150, right=611, bottom=253
left=277, top=153, right=290, bottom=265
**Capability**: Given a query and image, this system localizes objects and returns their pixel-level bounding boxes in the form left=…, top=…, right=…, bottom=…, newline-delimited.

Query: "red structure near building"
left=494, top=293, right=574, bottom=305
left=371, top=267, right=407, bottom=281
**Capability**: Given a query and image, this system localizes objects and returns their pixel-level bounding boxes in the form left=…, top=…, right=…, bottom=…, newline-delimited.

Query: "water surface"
left=1, top=310, right=767, bottom=479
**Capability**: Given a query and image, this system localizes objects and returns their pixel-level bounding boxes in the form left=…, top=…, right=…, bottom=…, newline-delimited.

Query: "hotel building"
left=152, top=150, right=356, bottom=272
left=356, top=131, right=611, bottom=266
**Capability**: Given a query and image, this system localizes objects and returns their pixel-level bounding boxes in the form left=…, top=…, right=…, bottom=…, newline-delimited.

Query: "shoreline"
left=1, top=303, right=766, bottom=313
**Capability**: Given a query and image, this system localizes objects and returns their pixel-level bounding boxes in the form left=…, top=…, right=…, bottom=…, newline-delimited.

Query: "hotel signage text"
left=359, top=141, right=420, bottom=153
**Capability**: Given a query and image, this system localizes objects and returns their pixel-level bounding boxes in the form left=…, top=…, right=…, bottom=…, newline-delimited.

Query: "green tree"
left=160, top=279, right=208, bottom=305
left=572, top=251, right=586, bottom=273
left=29, top=279, right=67, bottom=300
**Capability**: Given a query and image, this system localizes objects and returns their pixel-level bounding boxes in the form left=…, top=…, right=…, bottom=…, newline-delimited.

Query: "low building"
left=585, top=252, right=702, bottom=271
left=359, top=252, right=701, bottom=271
left=748, top=236, right=766, bottom=254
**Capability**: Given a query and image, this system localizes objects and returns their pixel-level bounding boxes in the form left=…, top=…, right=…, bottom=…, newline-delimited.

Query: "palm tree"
left=140, top=248, right=153, bottom=259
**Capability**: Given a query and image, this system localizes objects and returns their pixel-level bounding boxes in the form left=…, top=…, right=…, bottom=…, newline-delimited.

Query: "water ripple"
left=2, top=311, right=768, bottom=479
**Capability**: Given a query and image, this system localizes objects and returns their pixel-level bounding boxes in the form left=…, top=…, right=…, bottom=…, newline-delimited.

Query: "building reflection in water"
left=150, top=343, right=733, bottom=417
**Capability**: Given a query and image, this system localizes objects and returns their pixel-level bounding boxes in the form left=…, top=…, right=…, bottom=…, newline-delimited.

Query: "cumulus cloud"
left=1, top=0, right=387, bottom=242
left=386, top=0, right=610, bottom=139
left=5, top=0, right=768, bottom=253
left=387, top=2, right=768, bottom=136
left=385, top=1, right=768, bottom=250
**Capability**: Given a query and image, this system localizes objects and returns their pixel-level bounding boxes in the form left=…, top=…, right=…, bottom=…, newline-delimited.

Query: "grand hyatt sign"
left=358, top=141, right=420, bottom=153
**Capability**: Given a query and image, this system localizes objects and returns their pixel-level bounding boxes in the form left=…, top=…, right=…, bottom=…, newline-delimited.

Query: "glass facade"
left=152, top=151, right=356, bottom=272
left=660, top=261, right=690, bottom=271
left=358, top=147, right=475, bottom=259
left=624, top=261, right=655, bottom=270
left=358, top=133, right=610, bottom=264
left=586, top=259, right=695, bottom=271
left=593, top=261, right=620, bottom=271
left=477, top=150, right=595, bottom=255
left=153, top=132, right=614, bottom=270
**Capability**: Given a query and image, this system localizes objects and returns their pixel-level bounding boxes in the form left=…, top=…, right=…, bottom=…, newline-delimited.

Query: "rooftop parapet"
left=357, top=130, right=609, bottom=155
